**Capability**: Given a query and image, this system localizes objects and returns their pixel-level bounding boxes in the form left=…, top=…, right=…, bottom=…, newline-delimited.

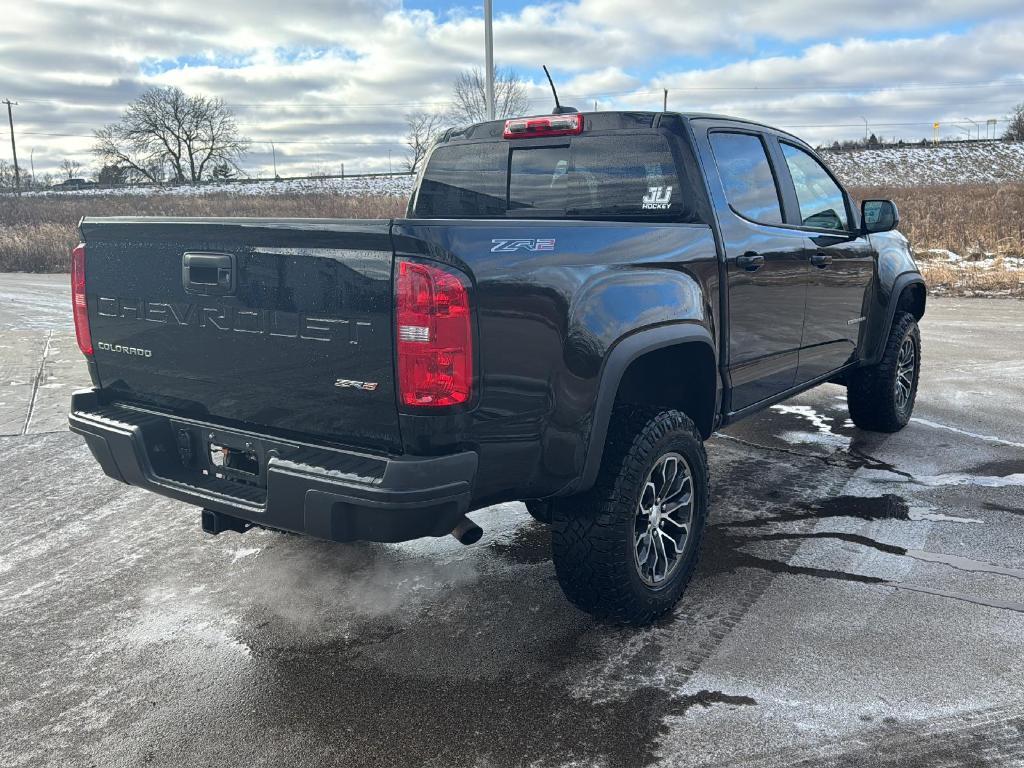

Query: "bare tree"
left=447, top=67, right=530, bottom=126
left=0, top=159, right=14, bottom=189
left=404, top=111, right=445, bottom=173
left=1004, top=103, right=1024, bottom=142
left=60, top=158, right=82, bottom=179
left=92, top=87, right=249, bottom=183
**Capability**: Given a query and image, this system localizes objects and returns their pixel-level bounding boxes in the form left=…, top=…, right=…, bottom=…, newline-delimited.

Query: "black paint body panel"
left=81, top=218, right=400, bottom=453
left=75, top=112, right=925, bottom=542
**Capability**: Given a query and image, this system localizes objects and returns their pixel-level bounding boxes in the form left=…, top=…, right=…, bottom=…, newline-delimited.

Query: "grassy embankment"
left=0, top=192, right=409, bottom=272
left=1, top=184, right=1022, bottom=296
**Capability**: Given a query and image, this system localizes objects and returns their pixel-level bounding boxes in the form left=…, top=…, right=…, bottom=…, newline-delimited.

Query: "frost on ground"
left=824, top=141, right=1024, bottom=187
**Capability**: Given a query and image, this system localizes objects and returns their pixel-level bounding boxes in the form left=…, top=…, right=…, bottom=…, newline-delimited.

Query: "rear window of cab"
left=412, top=133, right=701, bottom=222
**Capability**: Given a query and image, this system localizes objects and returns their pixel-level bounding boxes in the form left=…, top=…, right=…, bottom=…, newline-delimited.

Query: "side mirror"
left=861, top=199, right=899, bottom=234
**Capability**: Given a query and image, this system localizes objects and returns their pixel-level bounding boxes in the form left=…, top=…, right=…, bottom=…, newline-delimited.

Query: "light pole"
left=484, top=0, right=495, bottom=120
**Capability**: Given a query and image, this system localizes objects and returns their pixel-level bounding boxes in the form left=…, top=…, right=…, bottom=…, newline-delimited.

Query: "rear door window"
left=708, top=132, right=783, bottom=225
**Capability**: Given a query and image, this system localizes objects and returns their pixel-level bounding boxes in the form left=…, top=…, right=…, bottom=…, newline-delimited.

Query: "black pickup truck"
left=69, top=111, right=925, bottom=624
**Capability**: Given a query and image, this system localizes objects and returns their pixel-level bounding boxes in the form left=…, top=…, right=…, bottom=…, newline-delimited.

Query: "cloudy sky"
left=2, top=0, right=1023, bottom=179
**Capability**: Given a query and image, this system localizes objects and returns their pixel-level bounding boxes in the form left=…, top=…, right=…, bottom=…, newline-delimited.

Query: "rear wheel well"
left=614, top=342, right=717, bottom=439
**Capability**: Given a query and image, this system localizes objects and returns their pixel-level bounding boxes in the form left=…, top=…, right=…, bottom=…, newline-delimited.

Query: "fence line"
left=0, top=170, right=416, bottom=195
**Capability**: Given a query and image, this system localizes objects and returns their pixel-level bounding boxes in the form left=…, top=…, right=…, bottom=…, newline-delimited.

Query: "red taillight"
left=503, top=113, right=584, bottom=139
left=396, top=259, right=472, bottom=407
left=71, top=244, right=93, bottom=356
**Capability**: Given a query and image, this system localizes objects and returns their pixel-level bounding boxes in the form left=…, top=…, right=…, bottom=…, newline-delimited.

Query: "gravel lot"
left=1, top=274, right=1022, bottom=768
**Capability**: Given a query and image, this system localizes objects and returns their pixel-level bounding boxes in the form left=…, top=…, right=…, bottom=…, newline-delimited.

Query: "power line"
left=10, top=78, right=1024, bottom=111
left=10, top=130, right=404, bottom=145
left=4, top=117, right=1011, bottom=144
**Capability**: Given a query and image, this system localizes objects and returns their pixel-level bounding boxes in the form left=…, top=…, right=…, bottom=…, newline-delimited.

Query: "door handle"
left=182, top=252, right=236, bottom=295
left=810, top=252, right=833, bottom=269
left=736, top=252, right=765, bottom=272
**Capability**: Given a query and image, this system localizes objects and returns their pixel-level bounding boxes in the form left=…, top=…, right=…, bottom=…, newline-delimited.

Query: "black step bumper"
left=68, top=389, right=477, bottom=543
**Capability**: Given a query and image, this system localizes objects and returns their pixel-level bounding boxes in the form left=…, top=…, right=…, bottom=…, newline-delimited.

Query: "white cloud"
left=0, top=0, right=1021, bottom=178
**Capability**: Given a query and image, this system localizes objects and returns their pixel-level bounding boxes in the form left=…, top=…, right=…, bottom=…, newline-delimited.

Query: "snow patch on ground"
left=918, top=248, right=1024, bottom=270
left=230, top=547, right=262, bottom=564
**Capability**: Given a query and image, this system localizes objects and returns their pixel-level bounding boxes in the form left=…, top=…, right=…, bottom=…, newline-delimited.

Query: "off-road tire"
left=550, top=407, right=709, bottom=625
left=524, top=500, right=553, bottom=524
left=847, top=311, right=921, bottom=433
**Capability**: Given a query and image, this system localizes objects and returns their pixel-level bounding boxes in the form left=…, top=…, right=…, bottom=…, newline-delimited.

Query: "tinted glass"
left=508, top=146, right=571, bottom=211
left=781, top=142, right=848, bottom=231
left=415, top=133, right=697, bottom=221
left=708, top=132, right=783, bottom=224
left=414, top=142, right=507, bottom=218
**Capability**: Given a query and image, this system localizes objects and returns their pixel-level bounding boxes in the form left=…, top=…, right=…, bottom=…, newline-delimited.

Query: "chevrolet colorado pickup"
left=69, top=111, right=925, bottom=624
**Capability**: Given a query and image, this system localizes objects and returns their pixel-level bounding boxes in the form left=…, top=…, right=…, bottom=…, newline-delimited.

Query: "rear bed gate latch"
left=182, top=252, right=236, bottom=296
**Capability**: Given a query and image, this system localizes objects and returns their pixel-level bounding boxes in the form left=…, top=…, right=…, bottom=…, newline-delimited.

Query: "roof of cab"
left=441, top=110, right=805, bottom=145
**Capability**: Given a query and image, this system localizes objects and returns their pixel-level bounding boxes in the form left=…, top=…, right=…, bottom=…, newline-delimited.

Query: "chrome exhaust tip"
left=450, top=516, right=483, bottom=545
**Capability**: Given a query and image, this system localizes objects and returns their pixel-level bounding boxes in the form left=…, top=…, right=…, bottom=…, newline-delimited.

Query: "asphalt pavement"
left=1, top=273, right=1022, bottom=768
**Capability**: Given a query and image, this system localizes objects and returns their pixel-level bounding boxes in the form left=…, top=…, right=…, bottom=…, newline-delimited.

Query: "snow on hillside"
left=14, top=174, right=416, bottom=199
left=823, top=141, right=1024, bottom=187
left=7, top=141, right=1024, bottom=199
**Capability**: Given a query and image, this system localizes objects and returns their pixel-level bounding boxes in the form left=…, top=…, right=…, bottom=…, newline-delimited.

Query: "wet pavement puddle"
left=711, top=399, right=1024, bottom=617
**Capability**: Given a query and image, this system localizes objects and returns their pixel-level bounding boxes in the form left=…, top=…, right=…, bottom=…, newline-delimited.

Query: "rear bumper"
left=68, top=389, right=477, bottom=543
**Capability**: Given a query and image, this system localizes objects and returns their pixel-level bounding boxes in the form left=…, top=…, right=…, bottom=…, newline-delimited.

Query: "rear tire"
left=847, top=312, right=921, bottom=433
left=550, top=407, right=709, bottom=625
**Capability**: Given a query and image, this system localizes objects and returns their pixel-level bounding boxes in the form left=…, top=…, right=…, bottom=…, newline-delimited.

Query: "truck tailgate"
left=80, top=217, right=400, bottom=453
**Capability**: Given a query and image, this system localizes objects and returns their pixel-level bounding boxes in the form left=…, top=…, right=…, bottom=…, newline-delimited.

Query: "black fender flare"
left=866, top=273, right=927, bottom=366
left=561, top=322, right=718, bottom=496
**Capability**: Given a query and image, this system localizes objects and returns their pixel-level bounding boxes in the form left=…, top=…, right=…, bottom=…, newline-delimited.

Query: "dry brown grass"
left=849, top=183, right=1024, bottom=296
left=3, top=184, right=1023, bottom=298
left=849, top=182, right=1024, bottom=259
left=0, top=191, right=407, bottom=272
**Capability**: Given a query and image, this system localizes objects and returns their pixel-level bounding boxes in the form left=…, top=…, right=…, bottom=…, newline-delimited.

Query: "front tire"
left=550, top=407, right=709, bottom=625
left=847, top=312, right=921, bottom=433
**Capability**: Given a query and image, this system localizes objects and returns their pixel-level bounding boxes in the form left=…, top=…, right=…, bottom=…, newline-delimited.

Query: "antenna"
left=542, top=66, right=577, bottom=115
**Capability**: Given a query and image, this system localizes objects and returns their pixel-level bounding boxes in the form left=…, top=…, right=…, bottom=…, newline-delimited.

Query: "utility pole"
left=962, top=117, right=980, bottom=140
left=270, top=141, right=278, bottom=179
left=663, top=89, right=668, bottom=111
left=483, top=0, right=495, bottom=120
left=860, top=116, right=868, bottom=142
left=3, top=99, right=20, bottom=192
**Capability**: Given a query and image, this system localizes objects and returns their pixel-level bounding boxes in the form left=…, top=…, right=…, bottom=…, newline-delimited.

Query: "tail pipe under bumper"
left=450, top=516, right=483, bottom=545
